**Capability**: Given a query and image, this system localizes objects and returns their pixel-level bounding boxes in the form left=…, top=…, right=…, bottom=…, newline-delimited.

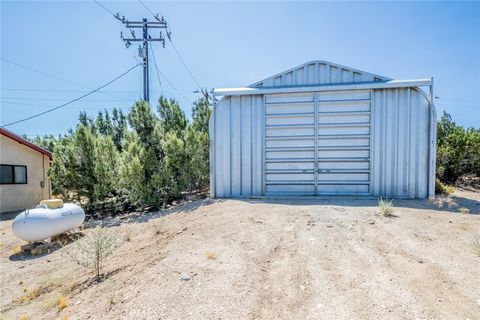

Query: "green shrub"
left=436, top=112, right=480, bottom=183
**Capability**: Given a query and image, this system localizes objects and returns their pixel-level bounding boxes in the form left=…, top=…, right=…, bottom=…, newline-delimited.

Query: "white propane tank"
left=12, top=203, right=85, bottom=242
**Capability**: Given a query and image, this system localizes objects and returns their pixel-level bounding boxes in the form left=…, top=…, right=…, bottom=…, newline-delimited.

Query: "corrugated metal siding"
left=370, top=88, right=431, bottom=198
left=211, top=95, right=263, bottom=197
left=251, top=61, right=388, bottom=88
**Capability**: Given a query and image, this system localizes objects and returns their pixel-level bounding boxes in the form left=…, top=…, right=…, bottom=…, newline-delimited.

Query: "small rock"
left=368, top=220, right=375, bottom=225
left=299, top=285, right=306, bottom=291
left=180, top=274, right=191, bottom=281
left=449, top=220, right=452, bottom=223
left=418, top=259, right=424, bottom=264
left=326, top=225, right=333, bottom=228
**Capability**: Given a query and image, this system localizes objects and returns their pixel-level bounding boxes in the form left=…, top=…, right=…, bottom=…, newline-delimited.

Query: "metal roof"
left=214, top=78, right=432, bottom=97
left=250, top=60, right=390, bottom=88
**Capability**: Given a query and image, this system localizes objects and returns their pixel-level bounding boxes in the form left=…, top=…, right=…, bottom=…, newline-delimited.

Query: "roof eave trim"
left=0, top=128, right=53, bottom=159
left=215, top=79, right=432, bottom=97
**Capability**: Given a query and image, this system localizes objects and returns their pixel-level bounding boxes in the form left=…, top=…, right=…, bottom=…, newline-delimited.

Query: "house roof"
left=249, top=60, right=391, bottom=88
left=0, top=128, right=52, bottom=160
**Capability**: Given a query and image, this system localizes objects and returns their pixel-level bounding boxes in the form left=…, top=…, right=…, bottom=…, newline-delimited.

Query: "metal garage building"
left=209, top=61, right=436, bottom=198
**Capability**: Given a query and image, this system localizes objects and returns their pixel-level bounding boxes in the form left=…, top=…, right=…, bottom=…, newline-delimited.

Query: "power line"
left=168, top=39, right=202, bottom=90
left=1, top=100, right=130, bottom=110
left=150, top=46, right=163, bottom=95
left=93, top=0, right=116, bottom=17
left=154, top=67, right=192, bottom=104
left=135, top=0, right=201, bottom=91
left=0, top=88, right=162, bottom=94
left=137, top=0, right=156, bottom=17
left=1, top=58, right=127, bottom=101
left=1, top=64, right=140, bottom=128
left=2, top=96, right=131, bottom=102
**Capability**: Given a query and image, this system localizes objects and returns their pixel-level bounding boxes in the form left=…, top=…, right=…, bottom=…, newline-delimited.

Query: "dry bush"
left=458, top=207, right=470, bottom=214
left=206, top=251, right=218, bottom=260
left=63, top=227, right=122, bottom=280
left=378, top=198, right=394, bottom=217
left=435, top=179, right=454, bottom=196
left=56, top=294, right=67, bottom=310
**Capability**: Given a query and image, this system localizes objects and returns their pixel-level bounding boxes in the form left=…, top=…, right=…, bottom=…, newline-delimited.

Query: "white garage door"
left=264, top=90, right=371, bottom=195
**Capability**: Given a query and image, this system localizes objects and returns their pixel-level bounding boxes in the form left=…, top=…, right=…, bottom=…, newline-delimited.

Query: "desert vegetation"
left=30, top=97, right=210, bottom=215
left=436, top=111, right=480, bottom=188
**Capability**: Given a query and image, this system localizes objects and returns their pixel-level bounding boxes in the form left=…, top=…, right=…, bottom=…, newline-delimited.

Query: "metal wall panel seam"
left=239, top=96, right=243, bottom=196
left=210, top=96, right=216, bottom=197
left=314, top=91, right=319, bottom=195
left=368, top=90, right=374, bottom=195
left=250, top=97, right=253, bottom=196
left=428, top=79, right=436, bottom=198
left=229, top=97, right=233, bottom=196
left=261, top=95, right=266, bottom=195
left=414, top=93, right=420, bottom=197
left=405, top=88, right=411, bottom=197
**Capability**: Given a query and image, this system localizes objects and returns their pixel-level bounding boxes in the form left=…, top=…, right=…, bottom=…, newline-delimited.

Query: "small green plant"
left=435, top=179, right=454, bottom=196
left=63, top=227, right=121, bottom=281
left=473, top=233, right=480, bottom=257
left=378, top=198, right=394, bottom=217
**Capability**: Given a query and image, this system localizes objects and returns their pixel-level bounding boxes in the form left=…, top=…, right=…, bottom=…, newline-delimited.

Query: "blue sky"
left=1, top=1, right=479, bottom=136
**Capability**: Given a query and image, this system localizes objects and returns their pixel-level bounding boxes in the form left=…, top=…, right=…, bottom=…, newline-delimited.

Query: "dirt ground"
left=1, top=189, right=480, bottom=320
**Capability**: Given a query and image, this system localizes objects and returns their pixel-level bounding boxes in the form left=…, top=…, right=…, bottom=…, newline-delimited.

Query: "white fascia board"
left=214, top=79, right=432, bottom=97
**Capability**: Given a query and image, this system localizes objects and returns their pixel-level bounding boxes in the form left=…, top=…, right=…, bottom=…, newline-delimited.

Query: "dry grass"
left=17, top=278, right=63, bottom=305
left=56, top=294, right=67, bottom=310
left=11, top=245, right=22, bottom=255
left=378, top=198, right=394, bottom=217
left=458, top=207, right=470, bottom=214
left=435, top=179, right=455, bottom=196
left=18, top=315, right=28, bottom=320
left=206, top=251, right=218, bottom=260
left=473, top=233, right=480, bottom=257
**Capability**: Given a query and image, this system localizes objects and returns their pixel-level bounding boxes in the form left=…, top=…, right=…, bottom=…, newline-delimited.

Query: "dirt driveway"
left=1, top=189, right=479, bottom=320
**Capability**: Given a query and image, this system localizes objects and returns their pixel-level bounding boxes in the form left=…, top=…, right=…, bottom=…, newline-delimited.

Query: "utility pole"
left=194, top=88, right=215, bottom=107
left=115, top=13, right=170, bottom=103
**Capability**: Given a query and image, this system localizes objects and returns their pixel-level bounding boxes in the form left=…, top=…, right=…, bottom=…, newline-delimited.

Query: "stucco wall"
left=0, top=135, right=51, bottom=213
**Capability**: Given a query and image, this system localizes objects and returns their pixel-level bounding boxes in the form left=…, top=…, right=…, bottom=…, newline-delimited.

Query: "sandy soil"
left=1, top=189, right=479, bottom=320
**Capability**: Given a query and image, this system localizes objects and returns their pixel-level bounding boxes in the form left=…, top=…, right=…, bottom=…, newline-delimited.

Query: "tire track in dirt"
left=249, top=212, right=313, bottom=320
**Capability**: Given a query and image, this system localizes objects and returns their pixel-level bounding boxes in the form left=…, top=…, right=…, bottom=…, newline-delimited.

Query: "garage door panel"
left=266, top=161, right=315, bottom=170
left=266, top=93, right=315, bottom=104
left=318, top=125, right=370, bottom=135
left=267, top=127, right=315, bottom=136
left=318, top=173, right=369, bottom=182
left=266, top=103, right=314, bottom=114
left=266, top=184, right=315, bottom=194
left=318, top=149, right=370, bottom=159
left=264, top=91, right=371, bottom=196
left=318, top=113, right=370, bottom=124
left=318, top=101, right=370, bottom=113
left=318, top=137, right=370, bottom=147
left=266, top=173, right=314, bottom=181
left=318, top=90, right=370, bottom=101
left=317, top=184, right=369, bottom=195
left=266, top=150, right=315, bottom=159
left=318, top=161, right=369, bottom=170
left=266, top=139, right=315, bottom=148
left=266, top=115, right=314, bottom=126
